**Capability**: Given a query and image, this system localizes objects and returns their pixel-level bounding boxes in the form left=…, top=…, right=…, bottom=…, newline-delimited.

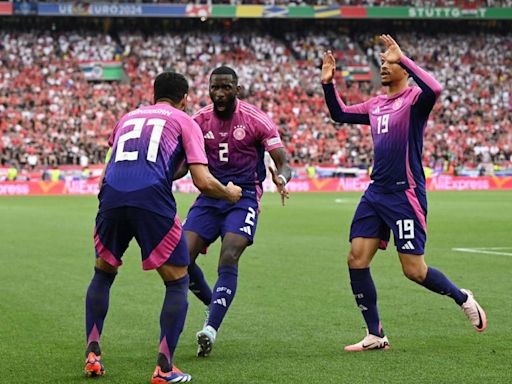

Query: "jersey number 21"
left=115, top=117, right=165, bottom=163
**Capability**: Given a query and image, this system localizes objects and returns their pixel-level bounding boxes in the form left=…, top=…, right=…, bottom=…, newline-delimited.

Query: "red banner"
left=0, top=176, right=511, bottom=196
left=426, top=176, right=512, bottom=191
left=279, top=176, right=512, bottom=193
left=0, top=2, right=13, bottom=15
left=0, top=180, right=100, bottom=196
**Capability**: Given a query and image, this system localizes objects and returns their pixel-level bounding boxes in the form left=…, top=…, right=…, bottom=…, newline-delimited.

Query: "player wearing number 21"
left=322, top=35, right=487, bottom=351
left=84, top=72, right=242, bottom=383
left=182, top=66, right=292, bottom=357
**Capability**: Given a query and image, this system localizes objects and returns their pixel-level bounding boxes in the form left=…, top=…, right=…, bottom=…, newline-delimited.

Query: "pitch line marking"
left=452, top=247, right=512, bottom=257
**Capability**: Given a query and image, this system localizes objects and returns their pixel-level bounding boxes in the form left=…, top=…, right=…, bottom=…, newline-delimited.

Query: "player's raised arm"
left=321, top=50, right=371, bottom=125
left=380, top=34, right=442, bottom=113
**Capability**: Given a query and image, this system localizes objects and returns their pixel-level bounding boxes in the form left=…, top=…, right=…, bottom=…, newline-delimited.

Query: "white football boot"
left=344, top=331, right=390, bottom=352
left=460, top=289, right=487, bottom=332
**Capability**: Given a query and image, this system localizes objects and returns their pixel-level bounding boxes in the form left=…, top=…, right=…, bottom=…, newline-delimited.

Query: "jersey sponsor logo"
left=240, top=225, right=252, bottom=235
left=392, top=98, right=403, bottom=110
left=204, top=131, right=215, bottom=139
left=266, top=137, right=281, bottom=146
left=401, top=241, right=415, bottom=250
left=233, top=125, right=246, bottom=140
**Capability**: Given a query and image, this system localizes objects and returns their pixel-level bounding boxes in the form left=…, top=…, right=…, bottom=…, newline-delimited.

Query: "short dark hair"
left=210, top=66, right=238, bottom=84
left=154, top=72, right=189, bottom=104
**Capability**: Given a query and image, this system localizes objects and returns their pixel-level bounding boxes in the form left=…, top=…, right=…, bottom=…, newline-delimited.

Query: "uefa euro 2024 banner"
left=24, top=3, right=512, bottom=19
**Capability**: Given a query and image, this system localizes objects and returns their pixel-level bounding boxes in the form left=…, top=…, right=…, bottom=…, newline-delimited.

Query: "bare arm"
left=189, top=164, right=241, bottom=203
left=268, top=147, right=292, bottom=206
left=173, top=161, right=189, bottom=181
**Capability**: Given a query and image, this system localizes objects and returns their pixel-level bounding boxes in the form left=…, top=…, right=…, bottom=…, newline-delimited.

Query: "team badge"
left=392, top=98, right=403, bottom=110
left=233, top=125, right=246, bottom=140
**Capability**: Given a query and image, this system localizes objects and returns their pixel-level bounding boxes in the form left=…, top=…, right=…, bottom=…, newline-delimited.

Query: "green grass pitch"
left=1, top=191, right=511, bottom=383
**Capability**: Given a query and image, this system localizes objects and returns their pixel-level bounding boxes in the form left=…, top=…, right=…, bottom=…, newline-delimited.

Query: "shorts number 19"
left=396, top=219, right=414, bottom=239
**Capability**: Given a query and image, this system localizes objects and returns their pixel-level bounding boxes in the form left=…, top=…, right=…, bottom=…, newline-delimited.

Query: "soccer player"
left=83, top=72, right=242, bottom=382
left=182, top=66, right=291, bottom=357
left=322, top=35, right=487, bottom=351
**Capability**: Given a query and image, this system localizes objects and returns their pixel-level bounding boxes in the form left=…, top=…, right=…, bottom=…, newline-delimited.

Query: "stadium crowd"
left=0, top=20, right=510, bottom=176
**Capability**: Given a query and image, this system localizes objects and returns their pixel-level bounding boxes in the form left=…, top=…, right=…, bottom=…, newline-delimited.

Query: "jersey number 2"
left=115, top=117, right=165, bottom=163
left=245, top=207, right=256, bottom=226
left=219, top=143, right=229, bottom=162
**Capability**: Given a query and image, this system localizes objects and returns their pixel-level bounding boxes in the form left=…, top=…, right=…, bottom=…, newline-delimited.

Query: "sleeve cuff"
left=399, top=54, right=413, bottom=69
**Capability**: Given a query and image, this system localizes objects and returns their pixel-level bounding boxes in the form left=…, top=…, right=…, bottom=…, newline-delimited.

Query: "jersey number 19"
left=377, top=114, right=389, bottom=135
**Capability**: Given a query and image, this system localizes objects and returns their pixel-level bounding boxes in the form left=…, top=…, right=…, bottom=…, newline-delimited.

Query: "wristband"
left=278, top=174, right=288, bottom=185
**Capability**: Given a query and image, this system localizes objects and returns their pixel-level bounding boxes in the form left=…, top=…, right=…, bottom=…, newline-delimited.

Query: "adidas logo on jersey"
left=401, top=241, right=415, bottom=250
left=240, top=226, right=252, bottom=235
left=204, top=131, right=215, bottom=139
left=213, top=298, right=227, bottom=307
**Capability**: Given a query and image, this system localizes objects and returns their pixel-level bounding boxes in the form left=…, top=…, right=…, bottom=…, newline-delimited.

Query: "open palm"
left=379, top=34, right=403, bottom=64
left=321, top=50, right=336, bottom=83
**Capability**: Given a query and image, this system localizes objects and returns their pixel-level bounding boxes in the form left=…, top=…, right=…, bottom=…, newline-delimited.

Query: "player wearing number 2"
left=83, top=72, right=242, bottom=383
left=182, top=66, right=292, bottom=357
left=322, top=35, right=487, bottom=351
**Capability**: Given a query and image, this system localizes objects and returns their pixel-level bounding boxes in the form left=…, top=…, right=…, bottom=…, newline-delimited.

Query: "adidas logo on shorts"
left=401, top=241, right=415, bottom=250
left=239, top=226, right=252, bottom=235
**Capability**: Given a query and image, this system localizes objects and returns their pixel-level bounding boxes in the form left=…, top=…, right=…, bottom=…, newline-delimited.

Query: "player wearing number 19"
left=322, top=35, right=487, bottom=351
left=83, top=72, right=242, bottom=383
left=183, top=66, right=292, bottom=357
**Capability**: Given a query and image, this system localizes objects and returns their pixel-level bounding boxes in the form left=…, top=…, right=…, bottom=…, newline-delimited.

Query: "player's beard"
left=214, top=99, right=236, bottom=120
left=381, top=80, right=391, bottom=86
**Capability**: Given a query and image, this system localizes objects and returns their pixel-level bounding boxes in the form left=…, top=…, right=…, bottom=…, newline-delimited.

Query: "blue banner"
left=13, top=1, right=38, bottom=16
left=37, top=3, right=187, bottom=17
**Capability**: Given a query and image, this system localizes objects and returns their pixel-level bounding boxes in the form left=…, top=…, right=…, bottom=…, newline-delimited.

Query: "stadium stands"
left=0, top=18, right=510, bottom=176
